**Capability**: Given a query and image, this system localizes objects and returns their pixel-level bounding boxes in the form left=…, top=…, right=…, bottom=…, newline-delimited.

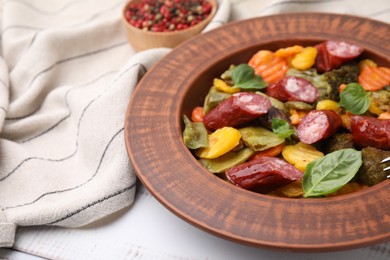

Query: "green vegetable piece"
left=324, top=63, right=359, bottom=101
left=284, top=101, right=313, bottom=111
left=220, top=64, right=236, bottom=86
left=182, top=115, right=208, bottom=149
left=271, top=118, right=295, bottom=139
left=371, top=89, right=390, bottom=112
left=239, top=126, right=285, bottom=151
left=203, top=86, right=231, bottom=114
left=302, top=149, right=363, bottom=197
left=199, top=148, right=255, bottom=174
left=231, top=64, right=268, bottom=90
left=339, top=83, right=370, bottom=115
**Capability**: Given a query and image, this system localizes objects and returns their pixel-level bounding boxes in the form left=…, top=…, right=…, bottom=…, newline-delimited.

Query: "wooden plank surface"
left=10, top=184, right=390, bottom=260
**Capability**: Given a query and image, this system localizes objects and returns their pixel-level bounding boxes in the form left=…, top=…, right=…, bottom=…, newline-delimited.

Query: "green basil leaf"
left=232, top=64, right=268, bottom=90
left=271, top=118, right=295, bottom=139
left=302, top=149, right=362, bottom=197
left=182, top=115, right=208, bottom=149
left=339, top=83, right=370, bottom=114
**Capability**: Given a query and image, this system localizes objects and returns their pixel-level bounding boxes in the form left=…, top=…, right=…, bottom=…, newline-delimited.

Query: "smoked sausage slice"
left=315, top=40, right=364, bottom=72
left=350, top=115, right=390, bottom=150
left=203, top=92, right=271, bottom=130
left=225, top=156, right=303, bottom=193
left=265, top=76, right=319, bottom=103
left=297, top=110, right=342, bottom=144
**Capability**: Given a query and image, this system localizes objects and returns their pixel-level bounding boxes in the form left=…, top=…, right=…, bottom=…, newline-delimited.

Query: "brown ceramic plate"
left=125, top=13, right=390, bottom=252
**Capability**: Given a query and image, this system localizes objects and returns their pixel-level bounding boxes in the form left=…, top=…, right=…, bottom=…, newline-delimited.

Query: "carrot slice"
left=378, top=112, right=390, bottom=120
left=338, top=83, right=347, bottom=93
left=191, top=106, right=204, bottom=122
left=250, top=143, right=285, bottom=161
left=249, top=50, right=289, bottom=83
left=275, top=45, right=304, bottom=59
left=290, top=109, right=307, bottom=125
left=358, top=65, right=390, bottom=91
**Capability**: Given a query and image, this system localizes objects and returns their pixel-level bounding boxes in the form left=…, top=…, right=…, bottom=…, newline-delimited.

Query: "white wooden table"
left=1, top=182, right=389, bottom=260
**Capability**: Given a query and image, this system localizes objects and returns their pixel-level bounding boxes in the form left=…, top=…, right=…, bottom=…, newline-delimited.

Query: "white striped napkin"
left=0, top=0, right=230, bottom=247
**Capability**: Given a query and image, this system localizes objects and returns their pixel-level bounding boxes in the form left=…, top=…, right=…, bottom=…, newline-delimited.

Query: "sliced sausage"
left=225, top=156, right=303, bottom=193
left=265, top=76, right=319, bottom=103
left=297, top=110, right=342, bottom=144
left=315, top=40, right=364, bottom=72
left=350, top=115, right=390, bottom=150
left=203, top=92, right=271, bottom=130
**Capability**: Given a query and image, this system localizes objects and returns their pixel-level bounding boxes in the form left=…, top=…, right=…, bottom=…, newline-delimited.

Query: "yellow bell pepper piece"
left=368, top=96, right=384, bottom=116
left=196, top=127, right=241, bottom=159
left=316, top=99, right=341, bottom=112
left=282, top=142, right=324, bottom=172
left=358, top=59, right=377, bottom=72
left=291, top=47, right=317, bottom=71
left=213, top=78, right=240, bottom=94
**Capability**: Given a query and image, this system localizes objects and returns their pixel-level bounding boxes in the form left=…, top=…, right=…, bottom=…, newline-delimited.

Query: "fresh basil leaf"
left=271, top=118, right=295, bottom=139
left=182, top=115, right=208, bottom=149
left=232, top=64, right=268, bottom=90
left=302, top=149, right=362, bottom=197
left=339, top=83, right=370, bottom=114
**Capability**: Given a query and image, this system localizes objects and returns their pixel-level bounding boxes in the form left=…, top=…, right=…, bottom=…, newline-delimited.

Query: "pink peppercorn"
left=125, top=0, right=213, bottom=32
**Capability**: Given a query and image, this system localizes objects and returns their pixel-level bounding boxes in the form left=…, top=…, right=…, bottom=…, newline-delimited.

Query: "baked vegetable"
left=196, top=127, right=241, bottom=159
left=183, top=40, right=390, bottom=198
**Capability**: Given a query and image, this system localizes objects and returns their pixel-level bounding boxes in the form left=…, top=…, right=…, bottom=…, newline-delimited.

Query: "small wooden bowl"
left=125, top=13, right=390, bottom=252
left=121, top=0, right=217, bottom=51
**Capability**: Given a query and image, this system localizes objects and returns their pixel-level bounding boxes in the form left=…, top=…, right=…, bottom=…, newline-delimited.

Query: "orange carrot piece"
left=250, top=143, right=285, bottom=161
left=378, top=112, right=390, bottom=120
left=249, top=50, right=289, bottom=83
left=290, top=109, right=307, bottom=125
left=338, top=83, right=347, bottom=93
left=191, top=106, right=204, bottom=122
left=358, top=65, right=390, bottom=91
left=340, top=112, right=352, bottom=130
left=275, top=45, right=304, bottom=59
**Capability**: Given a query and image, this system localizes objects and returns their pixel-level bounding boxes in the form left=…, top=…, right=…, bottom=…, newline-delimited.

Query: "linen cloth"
left=0, top=0, right=231, bottom=248
left=0, top=0, right=389, bottom=251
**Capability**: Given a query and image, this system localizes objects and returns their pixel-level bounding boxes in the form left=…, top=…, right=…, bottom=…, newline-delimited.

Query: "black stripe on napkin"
left=48, top=183, right=136, bottom=225
left=0, top=78, right=8, bottom=89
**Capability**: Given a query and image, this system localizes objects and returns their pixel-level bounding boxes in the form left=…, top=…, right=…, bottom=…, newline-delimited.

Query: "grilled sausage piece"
left=266, top=76, right=319, bottom=103
left=350, top=115, right=390, bottom=150
left=297, top=110, right=342, bottom=144
left=315, top=40, right=364, bottom=72
left=203, top=92, right=271, bottom=130
left=225, top=156, right=303, bottom=194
